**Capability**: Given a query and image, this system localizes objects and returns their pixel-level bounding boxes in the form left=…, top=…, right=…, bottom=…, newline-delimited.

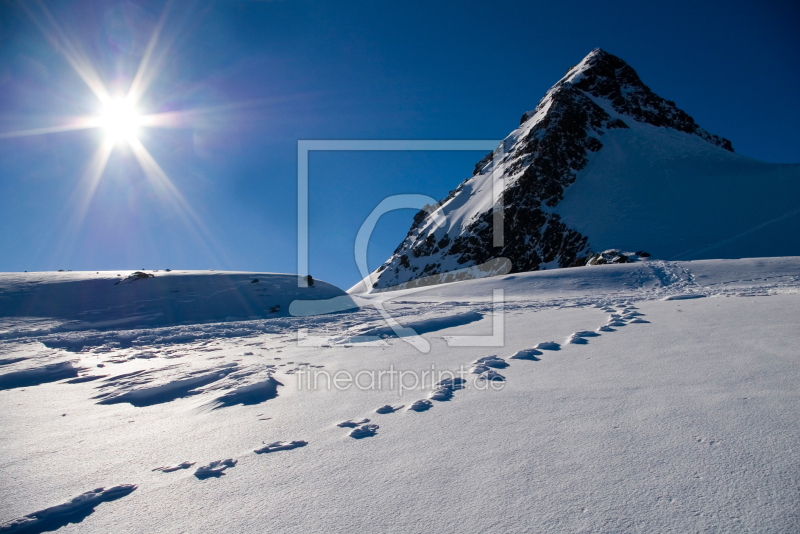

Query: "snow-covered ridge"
left=555, top=48, right=733, bottom=151
left=355, top=48, right=800, bottom=294
left=0, top=270, right=354, bottom=335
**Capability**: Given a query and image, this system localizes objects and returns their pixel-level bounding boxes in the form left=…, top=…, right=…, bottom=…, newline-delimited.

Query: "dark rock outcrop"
left=364, top=49, right=734, bottom=291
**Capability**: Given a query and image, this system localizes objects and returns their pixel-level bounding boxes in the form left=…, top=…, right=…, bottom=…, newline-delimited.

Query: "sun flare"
left=98, top=98, right=142, bottom=144
left=0, top=2, right=220, bottom=259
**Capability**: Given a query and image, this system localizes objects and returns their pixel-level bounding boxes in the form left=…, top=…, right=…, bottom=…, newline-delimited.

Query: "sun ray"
left=138, top=98, right=285, bottom=129
left=126, top=3, right=171, bottom=107
left=49, top=140, right=114, bottom=266
left=22, top=0, right=112, bottom=106
left=72, top=141, right=115, bottom=226
left=6, top=1, right=231, bottom=269
left=0, top=117, right=99, bottom=139
left=127, top=136, right=225, bottom=262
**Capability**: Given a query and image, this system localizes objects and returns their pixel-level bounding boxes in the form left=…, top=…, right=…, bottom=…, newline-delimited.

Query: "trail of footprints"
left=150, top=301, right=651, bottom=480
left=148, top=305, right=654, bottom=488
left=2, top=302, right=652, bottom=531
left=324, top=300, right=650, bottom=444
left=2, top=297, right=634, bottom=533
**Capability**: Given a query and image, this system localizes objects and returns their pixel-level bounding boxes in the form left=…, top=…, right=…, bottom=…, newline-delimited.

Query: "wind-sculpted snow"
left=83, top=361, right=285, bottom=409
left=0, top=357, right=27, bottom=366
left=94, top=363, right=239, bottom=407
left=208, top=376, right=283, bottom=410
left=0, top=260, right=790, bottom=361
left=0, top=361, right=85, bottom=391
left=0, top=259, right=793, bottom=414
left=353, top=310, right=483, bottom=339
left=1, top=258, right=799, bottom=533
left=0, top=485, right=137, bottom=534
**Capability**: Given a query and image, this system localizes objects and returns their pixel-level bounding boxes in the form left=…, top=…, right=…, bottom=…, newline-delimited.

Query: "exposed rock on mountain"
left=350, top=48, right=800, bottom=293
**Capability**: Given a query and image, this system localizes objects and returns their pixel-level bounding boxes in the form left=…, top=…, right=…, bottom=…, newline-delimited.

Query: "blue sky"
left=0, top=0, right=798, bottom=289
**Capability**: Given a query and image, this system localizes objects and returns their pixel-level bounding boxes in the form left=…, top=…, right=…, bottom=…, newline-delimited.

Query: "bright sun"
left=98, top=98, right=142, bottom=144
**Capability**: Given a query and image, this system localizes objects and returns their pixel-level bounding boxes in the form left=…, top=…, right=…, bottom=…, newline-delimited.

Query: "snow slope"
left=557, top=109, right=800, bottom=261
left=0, top=270, right=353, bottom=336
left=355, top=48, right=800, bottom=293
left=1, top=257, right=799, bottom=533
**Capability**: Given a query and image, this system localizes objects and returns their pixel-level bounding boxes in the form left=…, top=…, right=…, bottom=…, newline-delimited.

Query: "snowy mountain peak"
left=350, top=49, right=799, bottom=294
left=524, top=48, right=733, bottom=152
left=558, top=47, right=610, bottom=85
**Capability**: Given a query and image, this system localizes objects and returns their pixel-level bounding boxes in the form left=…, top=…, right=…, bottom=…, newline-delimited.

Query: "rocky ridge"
left=364, top=48, right=733, bottom=292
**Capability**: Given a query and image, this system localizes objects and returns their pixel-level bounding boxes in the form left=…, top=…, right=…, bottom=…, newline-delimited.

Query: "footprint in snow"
left=375, top=404, right=404, bottom=414
left=470, top=364, right=488, bottom=375
left=574, top=330, right=601, bottom=337
left=509, top=348, right=542, bottom=361
left=470, top=356, right=508, bottom=374
left=349, top=424, right=379, bottom=439
left=470, top=356, right=508, bottom=375
left=254, top=440, right=308, bottom=453
left=429, top=377, right=466, bottom=401
left=694, top=436, right=721, bottom=446
left=534, top=342, right=561, bottom=351
left=337, top=418, right=370, bottom=428
left=478, top=370, right=505, bottom=381
left=194, top=459, right=237, bottom=479
left=473, top=356, right=509, bottom=369
left=565, top=333, right=589, bottom=345
left=628, top=318, right=650, bottom=323
left=429, top=388, right=454, bottom=401
left=596, top=325, right=615, bottom=332
left=437, top=377, right=466, bottom=390
left=153, top=461, right=195, bottom=473
left=408, top=399, right=433, bottom=412
left=565, top=330, right=600, bottom=345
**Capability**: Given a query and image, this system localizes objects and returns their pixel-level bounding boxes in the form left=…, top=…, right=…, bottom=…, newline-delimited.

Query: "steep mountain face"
left=352, top=48, right=800, bottom=293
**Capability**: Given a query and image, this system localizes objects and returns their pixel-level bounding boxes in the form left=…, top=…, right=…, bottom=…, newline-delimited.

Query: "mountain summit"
left=351, top=49, right=800, bottom=293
